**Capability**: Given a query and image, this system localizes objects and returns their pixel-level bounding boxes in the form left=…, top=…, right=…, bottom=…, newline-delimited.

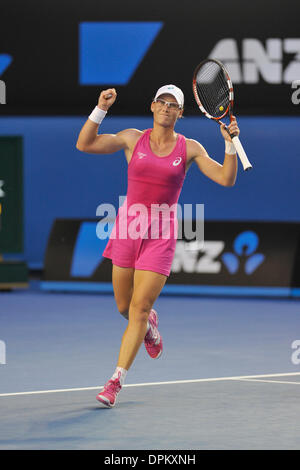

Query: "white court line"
left=0, top=372, right=300, bottom=398
left=237, top=378, right=300, bottom=385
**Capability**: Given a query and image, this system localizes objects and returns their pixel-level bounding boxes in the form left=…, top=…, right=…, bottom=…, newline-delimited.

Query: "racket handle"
left=231, top=136, right=253, bottom=171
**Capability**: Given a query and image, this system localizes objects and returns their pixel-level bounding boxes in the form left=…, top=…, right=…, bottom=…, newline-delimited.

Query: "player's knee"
left=129, top=299, right=152, bottom=323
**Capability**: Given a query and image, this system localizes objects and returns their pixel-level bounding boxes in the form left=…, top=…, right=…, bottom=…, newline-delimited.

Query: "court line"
left=236, top=378, right=300, bottom=385
left=0, top=372, right=300, bottom=397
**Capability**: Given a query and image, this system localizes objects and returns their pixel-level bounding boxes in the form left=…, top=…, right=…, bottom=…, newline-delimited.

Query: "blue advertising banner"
left=41, top=219, right=300, bottom=298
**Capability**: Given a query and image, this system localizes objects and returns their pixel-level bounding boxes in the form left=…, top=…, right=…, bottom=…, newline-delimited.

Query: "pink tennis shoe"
left=144, top=309, right=163, bottom=359
left=96, top=309, right=162, bottom=408
left=96, top=375, right=122, bottom=408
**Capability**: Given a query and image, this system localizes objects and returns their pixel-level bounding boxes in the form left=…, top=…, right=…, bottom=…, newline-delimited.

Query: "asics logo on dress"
left=138, top=152, right=147, bottom=159
left=173, top=157, right=182, bottom=166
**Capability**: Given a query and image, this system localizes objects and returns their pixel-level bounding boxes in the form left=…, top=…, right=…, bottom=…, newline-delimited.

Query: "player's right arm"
left=76, top=88, right=137, bottom=155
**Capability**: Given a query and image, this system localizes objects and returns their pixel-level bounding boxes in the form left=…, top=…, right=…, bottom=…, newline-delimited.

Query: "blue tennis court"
left=1, top=282, right=299, bottom=450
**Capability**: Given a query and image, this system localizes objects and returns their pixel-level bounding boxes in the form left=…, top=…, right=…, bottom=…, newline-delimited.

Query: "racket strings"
left=195, top=62, right=229, bottom=118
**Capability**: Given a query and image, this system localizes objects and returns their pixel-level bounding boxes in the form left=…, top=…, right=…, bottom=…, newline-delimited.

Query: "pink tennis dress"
left=102, top=128, right=187, bottom=276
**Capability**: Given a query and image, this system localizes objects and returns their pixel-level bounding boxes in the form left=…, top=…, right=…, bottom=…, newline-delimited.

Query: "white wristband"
left=89, top=106, right=107, bottom=124
left=225, top=140, right=236, bottom=155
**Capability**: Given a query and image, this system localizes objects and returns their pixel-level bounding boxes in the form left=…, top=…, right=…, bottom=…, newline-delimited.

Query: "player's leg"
left=112, top=264, right=162, bottom=359
left=96, top=269, right=167, bottom=407
left=112, top=264, right=134, bottom=320
left=116, top=269, right=167, bottom=371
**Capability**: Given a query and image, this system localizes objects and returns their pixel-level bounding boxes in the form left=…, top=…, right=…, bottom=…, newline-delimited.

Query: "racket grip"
left=231, top=136, right=253, bottom=171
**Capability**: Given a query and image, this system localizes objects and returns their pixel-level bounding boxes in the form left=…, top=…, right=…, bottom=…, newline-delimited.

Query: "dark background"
left=0, top=0, right=298, bottom=115
left=0, top=0, right=299, bottom=272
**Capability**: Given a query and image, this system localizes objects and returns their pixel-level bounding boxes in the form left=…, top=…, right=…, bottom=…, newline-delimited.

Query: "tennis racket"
left=192, top=59, right=252, bottom=171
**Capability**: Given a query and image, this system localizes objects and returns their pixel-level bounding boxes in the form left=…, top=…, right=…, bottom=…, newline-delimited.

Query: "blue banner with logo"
left=41, top=219, right=300, bottom=298
left=168, top=221, right=300, bottom=297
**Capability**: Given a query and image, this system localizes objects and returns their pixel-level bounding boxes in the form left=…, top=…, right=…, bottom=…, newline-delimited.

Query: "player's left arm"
left=186, top=117, right=239, bottom=187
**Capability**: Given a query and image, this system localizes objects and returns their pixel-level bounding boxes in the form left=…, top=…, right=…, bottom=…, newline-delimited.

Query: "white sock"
left=111, top=366, right=127, bottom=386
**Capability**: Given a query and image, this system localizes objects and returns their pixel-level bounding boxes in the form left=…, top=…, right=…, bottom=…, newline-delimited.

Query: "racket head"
left=192, top=59, right=234, bottom=121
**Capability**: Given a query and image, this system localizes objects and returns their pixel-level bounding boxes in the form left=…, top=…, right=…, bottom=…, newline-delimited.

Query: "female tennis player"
left=76, top=85, right=239, bottom=408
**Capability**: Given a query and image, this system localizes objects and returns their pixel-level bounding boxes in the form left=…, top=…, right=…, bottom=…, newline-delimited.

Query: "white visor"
left=154, top=84, right=184, bottom=108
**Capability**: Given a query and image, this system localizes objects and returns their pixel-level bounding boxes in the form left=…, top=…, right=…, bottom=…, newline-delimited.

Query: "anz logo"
left=0, top=54, right=13, bottom=104
left=79, top=27, right=299, bottom=86
left=172, top=231, right=265, bottom=275
left=79, top=22, right=163, bottom=85
left=70, top=221, right=112, bottom=277
left=208, top=38, right=300, bottom=84
left=221, top=231, right=265, bottom=274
